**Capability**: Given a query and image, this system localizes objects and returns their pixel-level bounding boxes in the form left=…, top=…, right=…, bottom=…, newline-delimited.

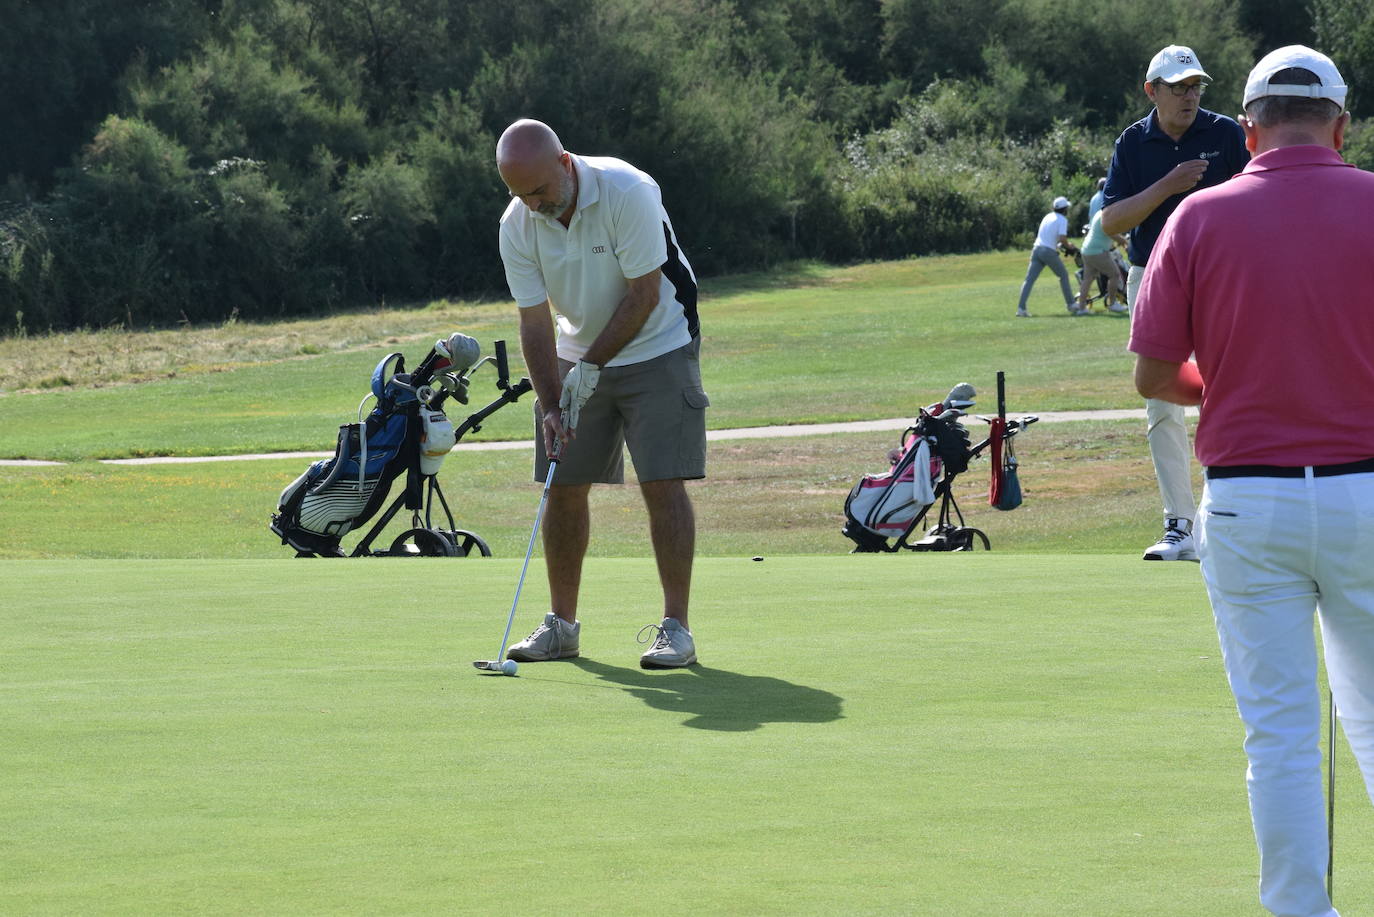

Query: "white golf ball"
left=501, top=659, right=518, bottom=676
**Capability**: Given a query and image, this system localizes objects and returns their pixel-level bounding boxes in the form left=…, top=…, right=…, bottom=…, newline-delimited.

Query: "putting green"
left=3, top=555, right=1368, bottom=914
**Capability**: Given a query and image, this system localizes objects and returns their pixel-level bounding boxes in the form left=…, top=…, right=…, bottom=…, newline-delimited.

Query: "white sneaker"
left=1015, top=309, right=1031, bottom=318
left=1143, top=518, right=1197, bottom=562
left=506, top=612, right=580, bottom=661
left=638, top=618, right=697, bottom=669
left=1107, top=301, right=1129, bottom=314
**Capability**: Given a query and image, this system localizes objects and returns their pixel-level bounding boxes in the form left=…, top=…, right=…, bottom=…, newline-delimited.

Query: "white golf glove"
left=558, top=360, right=601, bottom=432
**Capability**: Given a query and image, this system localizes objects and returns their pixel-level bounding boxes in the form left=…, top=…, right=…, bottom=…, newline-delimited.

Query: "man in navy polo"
left=1102, top=45, right=1248, bottom=563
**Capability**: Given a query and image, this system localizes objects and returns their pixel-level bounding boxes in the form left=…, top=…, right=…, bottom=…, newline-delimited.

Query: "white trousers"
left=1128, top=264, right=1195, bottom=521
left=1199, top=471, right=1374, bottom=917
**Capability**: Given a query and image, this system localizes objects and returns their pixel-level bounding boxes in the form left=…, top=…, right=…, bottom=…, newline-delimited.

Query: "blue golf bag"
left=271, top=337, right=531, bottom=557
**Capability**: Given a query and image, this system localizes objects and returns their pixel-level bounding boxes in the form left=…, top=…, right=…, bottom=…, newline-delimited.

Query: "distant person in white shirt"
left=496, top=119, right=707, bottom=670
left=1015, top=195, right=1081, bottom=317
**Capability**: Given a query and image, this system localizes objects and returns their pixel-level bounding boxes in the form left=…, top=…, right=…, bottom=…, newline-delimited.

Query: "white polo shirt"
left=498, top=154, right=699, bottom=367
left=1034, top=211, right=1068, bottom=249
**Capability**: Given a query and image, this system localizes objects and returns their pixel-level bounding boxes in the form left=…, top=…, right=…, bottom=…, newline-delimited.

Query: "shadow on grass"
left=570, top=658, right=844, bottom=732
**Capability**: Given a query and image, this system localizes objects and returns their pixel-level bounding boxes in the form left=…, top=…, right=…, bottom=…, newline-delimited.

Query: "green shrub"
left=340, top=152, right=434, bottom=298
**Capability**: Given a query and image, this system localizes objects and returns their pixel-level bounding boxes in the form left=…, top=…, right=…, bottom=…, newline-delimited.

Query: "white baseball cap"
left=1052, top=196, right=1070, bottom=211
left=1146, top=45, right=1211, bottom=83
left=1243, top=45, right=1348, bottom=109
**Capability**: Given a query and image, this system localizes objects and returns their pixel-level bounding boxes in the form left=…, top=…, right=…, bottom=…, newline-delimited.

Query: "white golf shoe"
left=638, top=618, right=697, bottom=669
left=1143, top=517, right=1197, bottom=562
left=506, top=612, right=580, bottom=661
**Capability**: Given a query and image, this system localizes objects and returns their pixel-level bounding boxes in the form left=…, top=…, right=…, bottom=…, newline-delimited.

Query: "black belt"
left=1206, top=457, right=1374, bottom=479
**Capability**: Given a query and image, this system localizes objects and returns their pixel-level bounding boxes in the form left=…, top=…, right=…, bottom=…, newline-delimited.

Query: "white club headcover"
left=441, top=333, right=481, bottom=374
left=943, top=382, right=977, bottom=412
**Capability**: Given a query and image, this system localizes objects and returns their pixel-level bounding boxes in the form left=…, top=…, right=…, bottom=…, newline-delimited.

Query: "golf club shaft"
left=1327, top=687, right=1336, bottom=900
left=494, top=449, right=561, bottom=660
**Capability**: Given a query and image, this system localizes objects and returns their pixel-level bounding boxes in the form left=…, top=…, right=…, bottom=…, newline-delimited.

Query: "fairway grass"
left=4, top=556, right=1370, bottom=915
left=1, top=251, right=1141, bottom=462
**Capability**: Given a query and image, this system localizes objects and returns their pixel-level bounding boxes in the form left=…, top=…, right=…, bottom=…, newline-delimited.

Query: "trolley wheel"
left=387, top=528, right=459, bottom=557
left=948, top=527, right=991, bottom=551
left=446, top=529, right=493, bottom=557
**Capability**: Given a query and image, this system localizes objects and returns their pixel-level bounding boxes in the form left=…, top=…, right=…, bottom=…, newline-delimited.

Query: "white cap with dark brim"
left=1146, top=45, right=1211, bottom=83
left=1243, top=45, right=1347, bottom=109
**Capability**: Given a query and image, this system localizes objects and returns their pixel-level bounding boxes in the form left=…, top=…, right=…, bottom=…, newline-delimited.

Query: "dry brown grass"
left=0, top=299, right=511, bottom=392
left=581, top=419, right=1182, bottom=556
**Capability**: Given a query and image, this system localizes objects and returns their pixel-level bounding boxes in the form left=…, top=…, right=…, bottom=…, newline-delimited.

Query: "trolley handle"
left=495, top=340, right=511, bottom=390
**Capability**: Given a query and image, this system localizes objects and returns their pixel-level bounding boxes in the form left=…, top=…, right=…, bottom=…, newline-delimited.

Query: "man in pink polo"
left=1130, top=46, right=1374, bottom=917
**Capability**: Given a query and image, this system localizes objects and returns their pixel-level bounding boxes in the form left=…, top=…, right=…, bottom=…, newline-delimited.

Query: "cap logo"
left=1175, top=52, right=1194, bottom=65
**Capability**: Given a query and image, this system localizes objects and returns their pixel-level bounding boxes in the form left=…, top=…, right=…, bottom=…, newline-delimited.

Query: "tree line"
left=1, top=0, right=1368, bottom=333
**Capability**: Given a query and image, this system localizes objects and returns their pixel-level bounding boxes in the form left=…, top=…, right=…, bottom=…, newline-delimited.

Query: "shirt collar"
left=568, top=153, right=597, bottom=215
left=1144, top=107, right=1216, bottom=144
left=1242, top=144, right=1352, bottom=175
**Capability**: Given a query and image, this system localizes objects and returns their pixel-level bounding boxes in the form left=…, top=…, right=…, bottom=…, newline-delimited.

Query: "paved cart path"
left=1, top=407, right=1196, bottom=467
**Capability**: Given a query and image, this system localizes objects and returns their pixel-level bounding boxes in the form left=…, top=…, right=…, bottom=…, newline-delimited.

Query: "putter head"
left=473, top=659, right=517, bottom=676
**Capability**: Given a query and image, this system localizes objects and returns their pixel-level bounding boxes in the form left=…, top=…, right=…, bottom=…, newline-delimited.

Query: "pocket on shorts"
left=684, top=387, right=710, bottom=410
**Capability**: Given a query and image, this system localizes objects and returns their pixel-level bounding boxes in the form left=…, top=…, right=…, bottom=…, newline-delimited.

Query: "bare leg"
left=640, top=478, right=695, bottom=628
left=543, top=483, right=591, bottom=624
left=1076, top=269, right=1093, bottom=308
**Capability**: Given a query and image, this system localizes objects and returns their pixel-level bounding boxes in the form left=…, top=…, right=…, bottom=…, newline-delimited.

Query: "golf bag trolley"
left=270, top=333, right=532, bottom=557
left=841, top=373, right=1037, bottom=553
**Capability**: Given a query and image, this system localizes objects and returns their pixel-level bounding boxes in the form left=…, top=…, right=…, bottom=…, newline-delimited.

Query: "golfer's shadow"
left=570, top=658, right=844, bottom=732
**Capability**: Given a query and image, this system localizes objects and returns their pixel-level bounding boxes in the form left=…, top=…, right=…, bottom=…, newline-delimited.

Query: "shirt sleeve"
left=1101, top=136, right=1135, bottom=207
left=611, top=179, right=669, bottom=280
left=498, top=218, right=549, bottom=308
left=1128, top=215, right=1194, bottom=363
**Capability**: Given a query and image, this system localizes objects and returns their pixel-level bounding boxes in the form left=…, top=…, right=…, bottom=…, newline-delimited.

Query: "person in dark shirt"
left=1101, top=45, right=1249, bottom=563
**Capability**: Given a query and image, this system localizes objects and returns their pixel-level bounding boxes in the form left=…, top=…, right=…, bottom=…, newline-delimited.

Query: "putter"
left=473, top=427, right=565, bottom=675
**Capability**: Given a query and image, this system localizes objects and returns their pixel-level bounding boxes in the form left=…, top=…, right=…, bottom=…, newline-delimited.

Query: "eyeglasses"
left=1155, top=80, right=1208, bottom=97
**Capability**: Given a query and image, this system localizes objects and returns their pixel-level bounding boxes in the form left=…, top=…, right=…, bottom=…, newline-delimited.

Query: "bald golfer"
left=495, top=119, right=707, bottom=669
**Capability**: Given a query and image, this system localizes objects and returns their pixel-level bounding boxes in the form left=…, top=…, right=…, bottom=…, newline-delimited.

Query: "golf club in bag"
left=842, top=374, right=1036, bottom=552
left=271, top=334, right=532, bottom=557
left=474, top=428, right=565, bottom=676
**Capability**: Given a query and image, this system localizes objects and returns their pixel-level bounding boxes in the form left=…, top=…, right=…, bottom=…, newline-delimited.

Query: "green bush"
left=1342, top=118, right=1374, bottom=170
left=6, top=0, right=1363, bottom=333
left=340, top=152, right=434, bottom=298
left=820, top=82, right=1113, bottom=262
left=47, top=115, right=203, bottom=327
left=412, top=91, right=503, bottom=296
